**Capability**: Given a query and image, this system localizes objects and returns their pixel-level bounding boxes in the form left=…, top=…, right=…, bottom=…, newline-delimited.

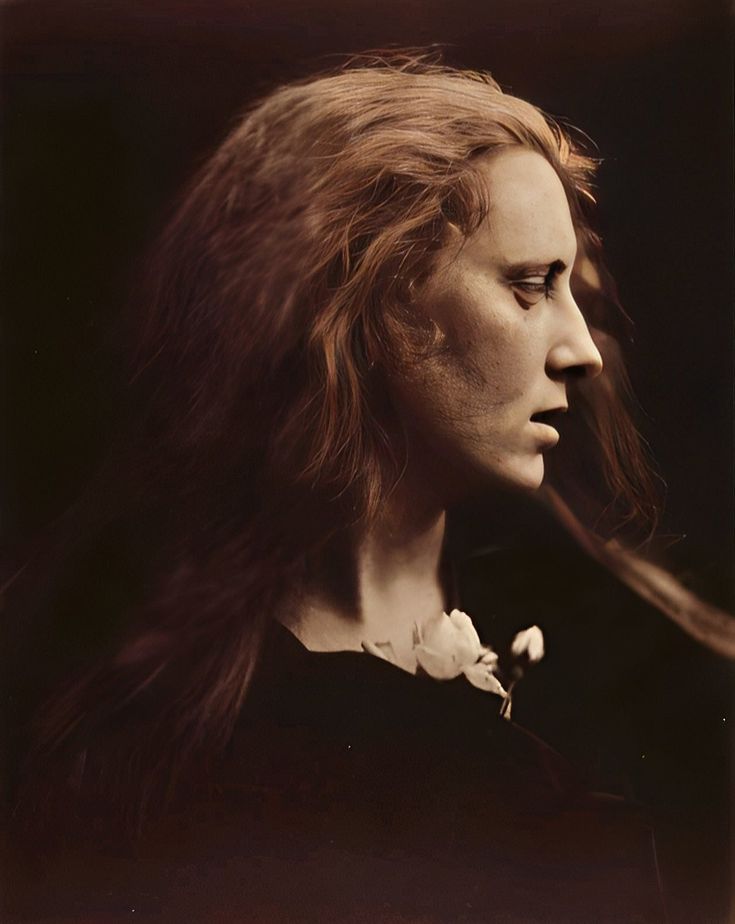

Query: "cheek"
left=393, top=345, right=515, bottom=443
left=427, top=283, right=531, bottom=407
left=441, top=317, right=531, bottom=414
left=400, top=274, right=538, bottom=436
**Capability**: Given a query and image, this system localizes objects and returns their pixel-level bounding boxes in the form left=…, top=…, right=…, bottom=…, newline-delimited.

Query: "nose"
left=545, top=292, right=604, bottom=380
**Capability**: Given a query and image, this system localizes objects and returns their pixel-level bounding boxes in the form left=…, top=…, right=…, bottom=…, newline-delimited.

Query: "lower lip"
left=530, top=421, right=560, bottom=446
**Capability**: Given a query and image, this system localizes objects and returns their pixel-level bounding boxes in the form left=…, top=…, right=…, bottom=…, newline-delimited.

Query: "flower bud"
left=510, top=625, right=545, bottom=663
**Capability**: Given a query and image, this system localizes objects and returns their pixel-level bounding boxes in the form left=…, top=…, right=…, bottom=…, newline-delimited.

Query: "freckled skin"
left=392, top=148, right=603, bottom=500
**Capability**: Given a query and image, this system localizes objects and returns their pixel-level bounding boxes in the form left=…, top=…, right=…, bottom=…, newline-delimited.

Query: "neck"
left=285, top=480, right=448, bottom=658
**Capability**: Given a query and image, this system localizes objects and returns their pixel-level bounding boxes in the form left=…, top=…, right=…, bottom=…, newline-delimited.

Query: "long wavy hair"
left=10, top=53, right=662, bottom=837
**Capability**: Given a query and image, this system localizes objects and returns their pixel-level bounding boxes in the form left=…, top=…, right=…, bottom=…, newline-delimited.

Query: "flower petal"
left=361, top=640, right=396, bottom=664
left=478, top=646, right=499, bottom=667
left=420, top=611, right=458, bottom=654
left=462, top=662, right=507, bottom=697
left=510, top=625, right=545, bottom=663
left=363, top=640, right=417, bottom=675
left=447, top=609, right=484, bottom=664
left=415, top=644, right=463, bottom=680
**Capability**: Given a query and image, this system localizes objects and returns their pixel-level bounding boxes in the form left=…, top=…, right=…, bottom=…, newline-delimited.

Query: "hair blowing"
left=12, top=55, right=663, bottom=836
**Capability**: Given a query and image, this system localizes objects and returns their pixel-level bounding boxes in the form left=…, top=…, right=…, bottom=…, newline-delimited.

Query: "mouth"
left=530, top=407, right=568, bottom=427
left=529, top=407, right=567, bottom=447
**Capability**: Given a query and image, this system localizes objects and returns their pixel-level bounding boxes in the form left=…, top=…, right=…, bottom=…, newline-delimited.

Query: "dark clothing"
left=10, top=621, right=666, bottom=922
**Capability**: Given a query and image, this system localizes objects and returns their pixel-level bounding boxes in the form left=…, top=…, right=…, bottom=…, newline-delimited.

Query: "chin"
left=431, top=446, right=547, bottom=504
left=495, top=454, right=546, bottom=493
left=454, top=453, right=545, bottom=501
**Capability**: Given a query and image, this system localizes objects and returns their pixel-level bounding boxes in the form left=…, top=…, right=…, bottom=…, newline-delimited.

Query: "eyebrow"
left=502, top=259, right=567, bottom=277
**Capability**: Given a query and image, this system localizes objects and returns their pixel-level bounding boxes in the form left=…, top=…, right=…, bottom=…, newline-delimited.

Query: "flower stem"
left=499, top=679, right=517, bottom=720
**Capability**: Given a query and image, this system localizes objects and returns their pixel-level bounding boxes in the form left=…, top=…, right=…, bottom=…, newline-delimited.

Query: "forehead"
left=462, top=148, right=577, bottom=265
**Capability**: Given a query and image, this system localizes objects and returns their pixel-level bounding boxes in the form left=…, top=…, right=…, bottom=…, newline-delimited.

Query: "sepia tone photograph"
left=1, top=1, right=733, bottom=921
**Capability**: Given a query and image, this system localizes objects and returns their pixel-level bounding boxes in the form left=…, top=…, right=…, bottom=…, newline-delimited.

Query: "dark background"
left=2, top=0, right=733, bottom=920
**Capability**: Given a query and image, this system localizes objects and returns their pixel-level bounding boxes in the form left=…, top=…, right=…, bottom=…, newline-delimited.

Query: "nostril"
left=565, top=350, right=604, bottom=380
left=568, top=364, right=591, bottom=380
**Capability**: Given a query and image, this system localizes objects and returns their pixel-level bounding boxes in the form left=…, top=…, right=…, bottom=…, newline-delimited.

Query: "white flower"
left=462, top=655, right=507, bottom=696
left=414, top=609, right=484, bottom=679
left=363, top=609, right=506, bottom=698
left=510, top=625, right=545, bottom=663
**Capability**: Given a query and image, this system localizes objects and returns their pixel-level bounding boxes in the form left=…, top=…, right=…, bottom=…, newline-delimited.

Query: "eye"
left=514, top=276, right=550, bottom=295
left=511, top=275, right=553, bottom=306
left=509, top=260, right=566, bottom=307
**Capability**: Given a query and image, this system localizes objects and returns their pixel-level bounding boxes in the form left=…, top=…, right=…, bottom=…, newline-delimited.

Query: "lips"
left=530, top=407, right=568, bottom=426
left=529, top=407, right=567, bottom=449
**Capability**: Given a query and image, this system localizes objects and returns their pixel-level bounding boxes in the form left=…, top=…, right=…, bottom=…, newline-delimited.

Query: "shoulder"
left=6, top=620, right=666, bottom=923
left=198, top=622, right=666, bottom=922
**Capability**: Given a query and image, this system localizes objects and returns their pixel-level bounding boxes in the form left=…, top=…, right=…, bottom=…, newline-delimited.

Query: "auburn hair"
left=13, top=53, right=658, bottom=835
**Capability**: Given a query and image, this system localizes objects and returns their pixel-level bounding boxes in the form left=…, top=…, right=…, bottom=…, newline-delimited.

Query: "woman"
left=7, top=53, right=727, bottom=922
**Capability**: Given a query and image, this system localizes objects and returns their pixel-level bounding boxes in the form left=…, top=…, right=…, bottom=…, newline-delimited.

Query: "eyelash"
left=512, top=274, right=555, bottom=303
left=515, top=278, right=552, bottom=295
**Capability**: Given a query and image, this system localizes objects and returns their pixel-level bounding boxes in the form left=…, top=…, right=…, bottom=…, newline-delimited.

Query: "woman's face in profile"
left=391, top=147, right=603, bottom=499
